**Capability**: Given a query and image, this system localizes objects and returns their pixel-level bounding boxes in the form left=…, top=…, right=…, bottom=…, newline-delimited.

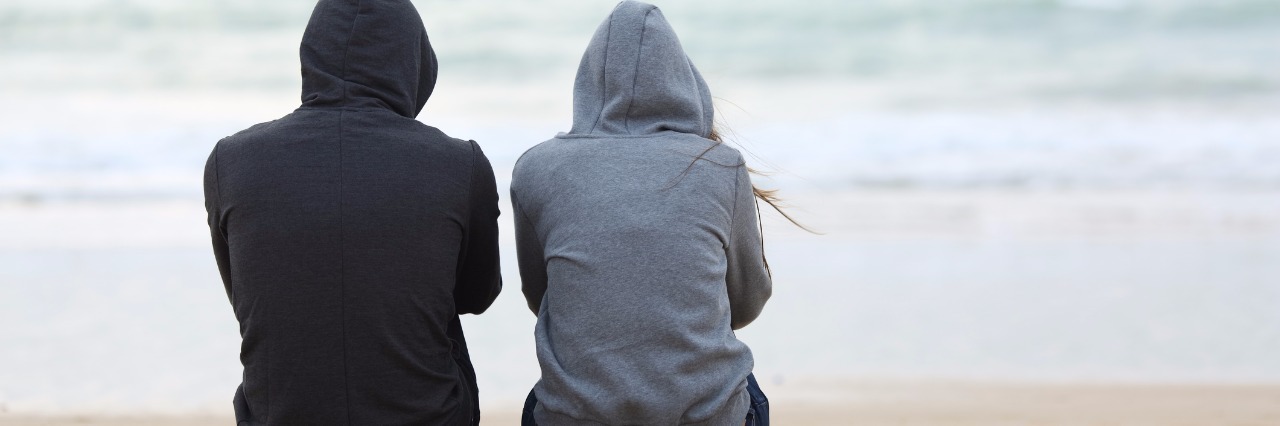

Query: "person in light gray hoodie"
left=510, top=1, right=774, bottom=424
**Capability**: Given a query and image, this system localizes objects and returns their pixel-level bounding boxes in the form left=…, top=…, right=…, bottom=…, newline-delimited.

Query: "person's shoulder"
left=417, top=123, right=476, bottom=152
left=666, top=133, right=745, bottom=169
left=513, top=137, right=571, bottom=171
left=710, top=142, right=746, bottom=168
left=388, top=121, right=488, bottom=171
left=217, top=118, right=284, bottom=149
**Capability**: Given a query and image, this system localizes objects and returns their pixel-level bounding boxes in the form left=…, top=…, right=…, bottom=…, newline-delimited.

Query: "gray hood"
left=566, top=1, right=715, bottom=138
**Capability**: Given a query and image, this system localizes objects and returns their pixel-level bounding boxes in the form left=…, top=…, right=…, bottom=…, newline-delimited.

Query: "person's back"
left=511, top=2, right=772, bottom=424
left=202, top=1, right=501, bottom=424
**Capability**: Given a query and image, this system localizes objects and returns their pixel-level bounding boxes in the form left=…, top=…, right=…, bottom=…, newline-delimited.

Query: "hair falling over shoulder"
left=706, top=127, right=816, bottom=234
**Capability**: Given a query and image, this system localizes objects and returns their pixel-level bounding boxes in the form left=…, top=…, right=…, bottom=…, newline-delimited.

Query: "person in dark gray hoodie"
left=202, top=0, right=501, bottom=424
left=510, top=1, right=773, bottom=424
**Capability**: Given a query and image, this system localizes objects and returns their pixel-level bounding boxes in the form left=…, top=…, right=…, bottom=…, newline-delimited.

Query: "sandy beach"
left=4, top=191, right=1280, bottom=424
left=4, top=380, right=1279, bottom=425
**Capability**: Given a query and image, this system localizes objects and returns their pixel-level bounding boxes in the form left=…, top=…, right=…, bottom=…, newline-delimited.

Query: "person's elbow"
left=525, top=298, right=541, bottom=316
left=456, top=276, right=502, bottom=315
left=730, top=282, right=772, bottom=330
left=522, top=284, right=544, bottom=316
left=730, top=305, right=764, bottom=330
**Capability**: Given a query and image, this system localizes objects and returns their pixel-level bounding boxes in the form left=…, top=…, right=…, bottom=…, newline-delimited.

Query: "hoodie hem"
left=534, top=388, right=750, bottom=426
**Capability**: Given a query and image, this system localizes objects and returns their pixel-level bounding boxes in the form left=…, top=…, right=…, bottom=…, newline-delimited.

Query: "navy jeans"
left=743, top=373, right=770, bottom=426
left=521, top=373, right=770, bottom=425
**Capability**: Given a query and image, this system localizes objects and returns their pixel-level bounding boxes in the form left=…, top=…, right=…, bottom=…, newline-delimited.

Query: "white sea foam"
left=3, top=0, right=1279, bottom=199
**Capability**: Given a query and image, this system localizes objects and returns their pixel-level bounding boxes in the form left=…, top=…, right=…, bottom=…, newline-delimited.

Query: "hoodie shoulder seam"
left=212, top=139, right=224, bottom=217
left=729, top=151, right=744, bottom=248
left=466, top=139, right=480, bottom=226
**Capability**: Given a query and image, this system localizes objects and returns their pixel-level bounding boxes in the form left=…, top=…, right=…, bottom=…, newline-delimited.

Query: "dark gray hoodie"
left=510, top=2, right=772, bottom=424
left=203, top=0, right=501, bottom=424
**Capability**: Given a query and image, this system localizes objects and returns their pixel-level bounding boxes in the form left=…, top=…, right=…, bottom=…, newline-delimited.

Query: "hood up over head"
left=300, top=0, right=438, bottom=118
left=567, top=1, right=715, bottom=138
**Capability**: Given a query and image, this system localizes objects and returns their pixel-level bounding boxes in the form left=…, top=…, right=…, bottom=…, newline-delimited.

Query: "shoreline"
left=5, top=380, right=1279, bottom=426
left=4, top=188, right=1279, bottom=249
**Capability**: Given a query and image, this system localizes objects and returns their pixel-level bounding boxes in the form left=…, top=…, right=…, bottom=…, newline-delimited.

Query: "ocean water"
left=2, top=0, right=1280, bottom=199
left=2, top=0, right=1280, bottom=415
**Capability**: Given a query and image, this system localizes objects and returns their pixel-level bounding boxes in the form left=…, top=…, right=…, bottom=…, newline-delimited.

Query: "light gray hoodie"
left=510, top=2, right=772, bottom=424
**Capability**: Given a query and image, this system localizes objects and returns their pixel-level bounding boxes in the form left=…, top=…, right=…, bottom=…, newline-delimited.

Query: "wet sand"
left=4, top=380, right=1278, bottom=426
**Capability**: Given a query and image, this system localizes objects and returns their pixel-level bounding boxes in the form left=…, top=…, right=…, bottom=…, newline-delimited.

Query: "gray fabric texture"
left=203, top=0, right=501, bottom=424
left=511, top=2, right=772, bottom=424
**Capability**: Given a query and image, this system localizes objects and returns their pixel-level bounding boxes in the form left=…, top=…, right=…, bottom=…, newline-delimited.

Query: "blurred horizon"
left=4, top=0, right=1280, bottom=96
left=2, top=0, right=1280, bottom=201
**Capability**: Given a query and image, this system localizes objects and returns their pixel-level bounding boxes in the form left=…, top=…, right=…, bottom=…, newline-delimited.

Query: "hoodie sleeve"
left=204, top=143, right=234, bottom=306
left=454, top=141, right=503, bottom=315
left=726, top=163, right=772, bottom=329
left=511, top=189, right=548, bottom=315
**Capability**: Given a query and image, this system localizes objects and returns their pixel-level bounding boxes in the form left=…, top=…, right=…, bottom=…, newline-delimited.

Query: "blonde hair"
left=706, top=127, right=812, bottom=232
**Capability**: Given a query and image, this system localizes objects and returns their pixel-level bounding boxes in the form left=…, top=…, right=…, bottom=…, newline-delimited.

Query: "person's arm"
left=454, top=141, right=503, bottom=315
left=726, top=163, right=772, bottom=329
left=511, top=189, right=548, bottom=315
left=204, top=143, right=234, bottom=306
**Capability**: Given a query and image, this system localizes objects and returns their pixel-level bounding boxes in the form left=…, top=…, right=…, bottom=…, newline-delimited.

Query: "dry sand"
left=4, top=380, right=1278, bottom=425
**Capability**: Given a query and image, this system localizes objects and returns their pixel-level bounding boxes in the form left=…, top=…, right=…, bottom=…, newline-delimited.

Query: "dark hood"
left=299, top=0, right=437, bottom=118
left=566, top=1, right=715, bottom=138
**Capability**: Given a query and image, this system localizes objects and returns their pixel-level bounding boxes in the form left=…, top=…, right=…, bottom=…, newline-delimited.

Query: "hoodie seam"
left=212, top=140, right=225, bottom=228
left=296, top=106, right=391, bottom=113
left=621, top=7, right=655, bottom=135
left=212, top=141, right=222, bottom=213
left=336, top=1, right=363, bottom=423
left=587, top=9, right=616, bottom=135
left=509, top=191, right=545, bottom=248
left=337, top=109, right=352, bottom=426
left=337, top=0, right=364, bottom=106
left=554, top=130, right=698, bottom=140
left=458, top=140, right=479, bottom=305
left=210, top=140, right=234, bottom=305
left=729, top=160, right=741, bottom=250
